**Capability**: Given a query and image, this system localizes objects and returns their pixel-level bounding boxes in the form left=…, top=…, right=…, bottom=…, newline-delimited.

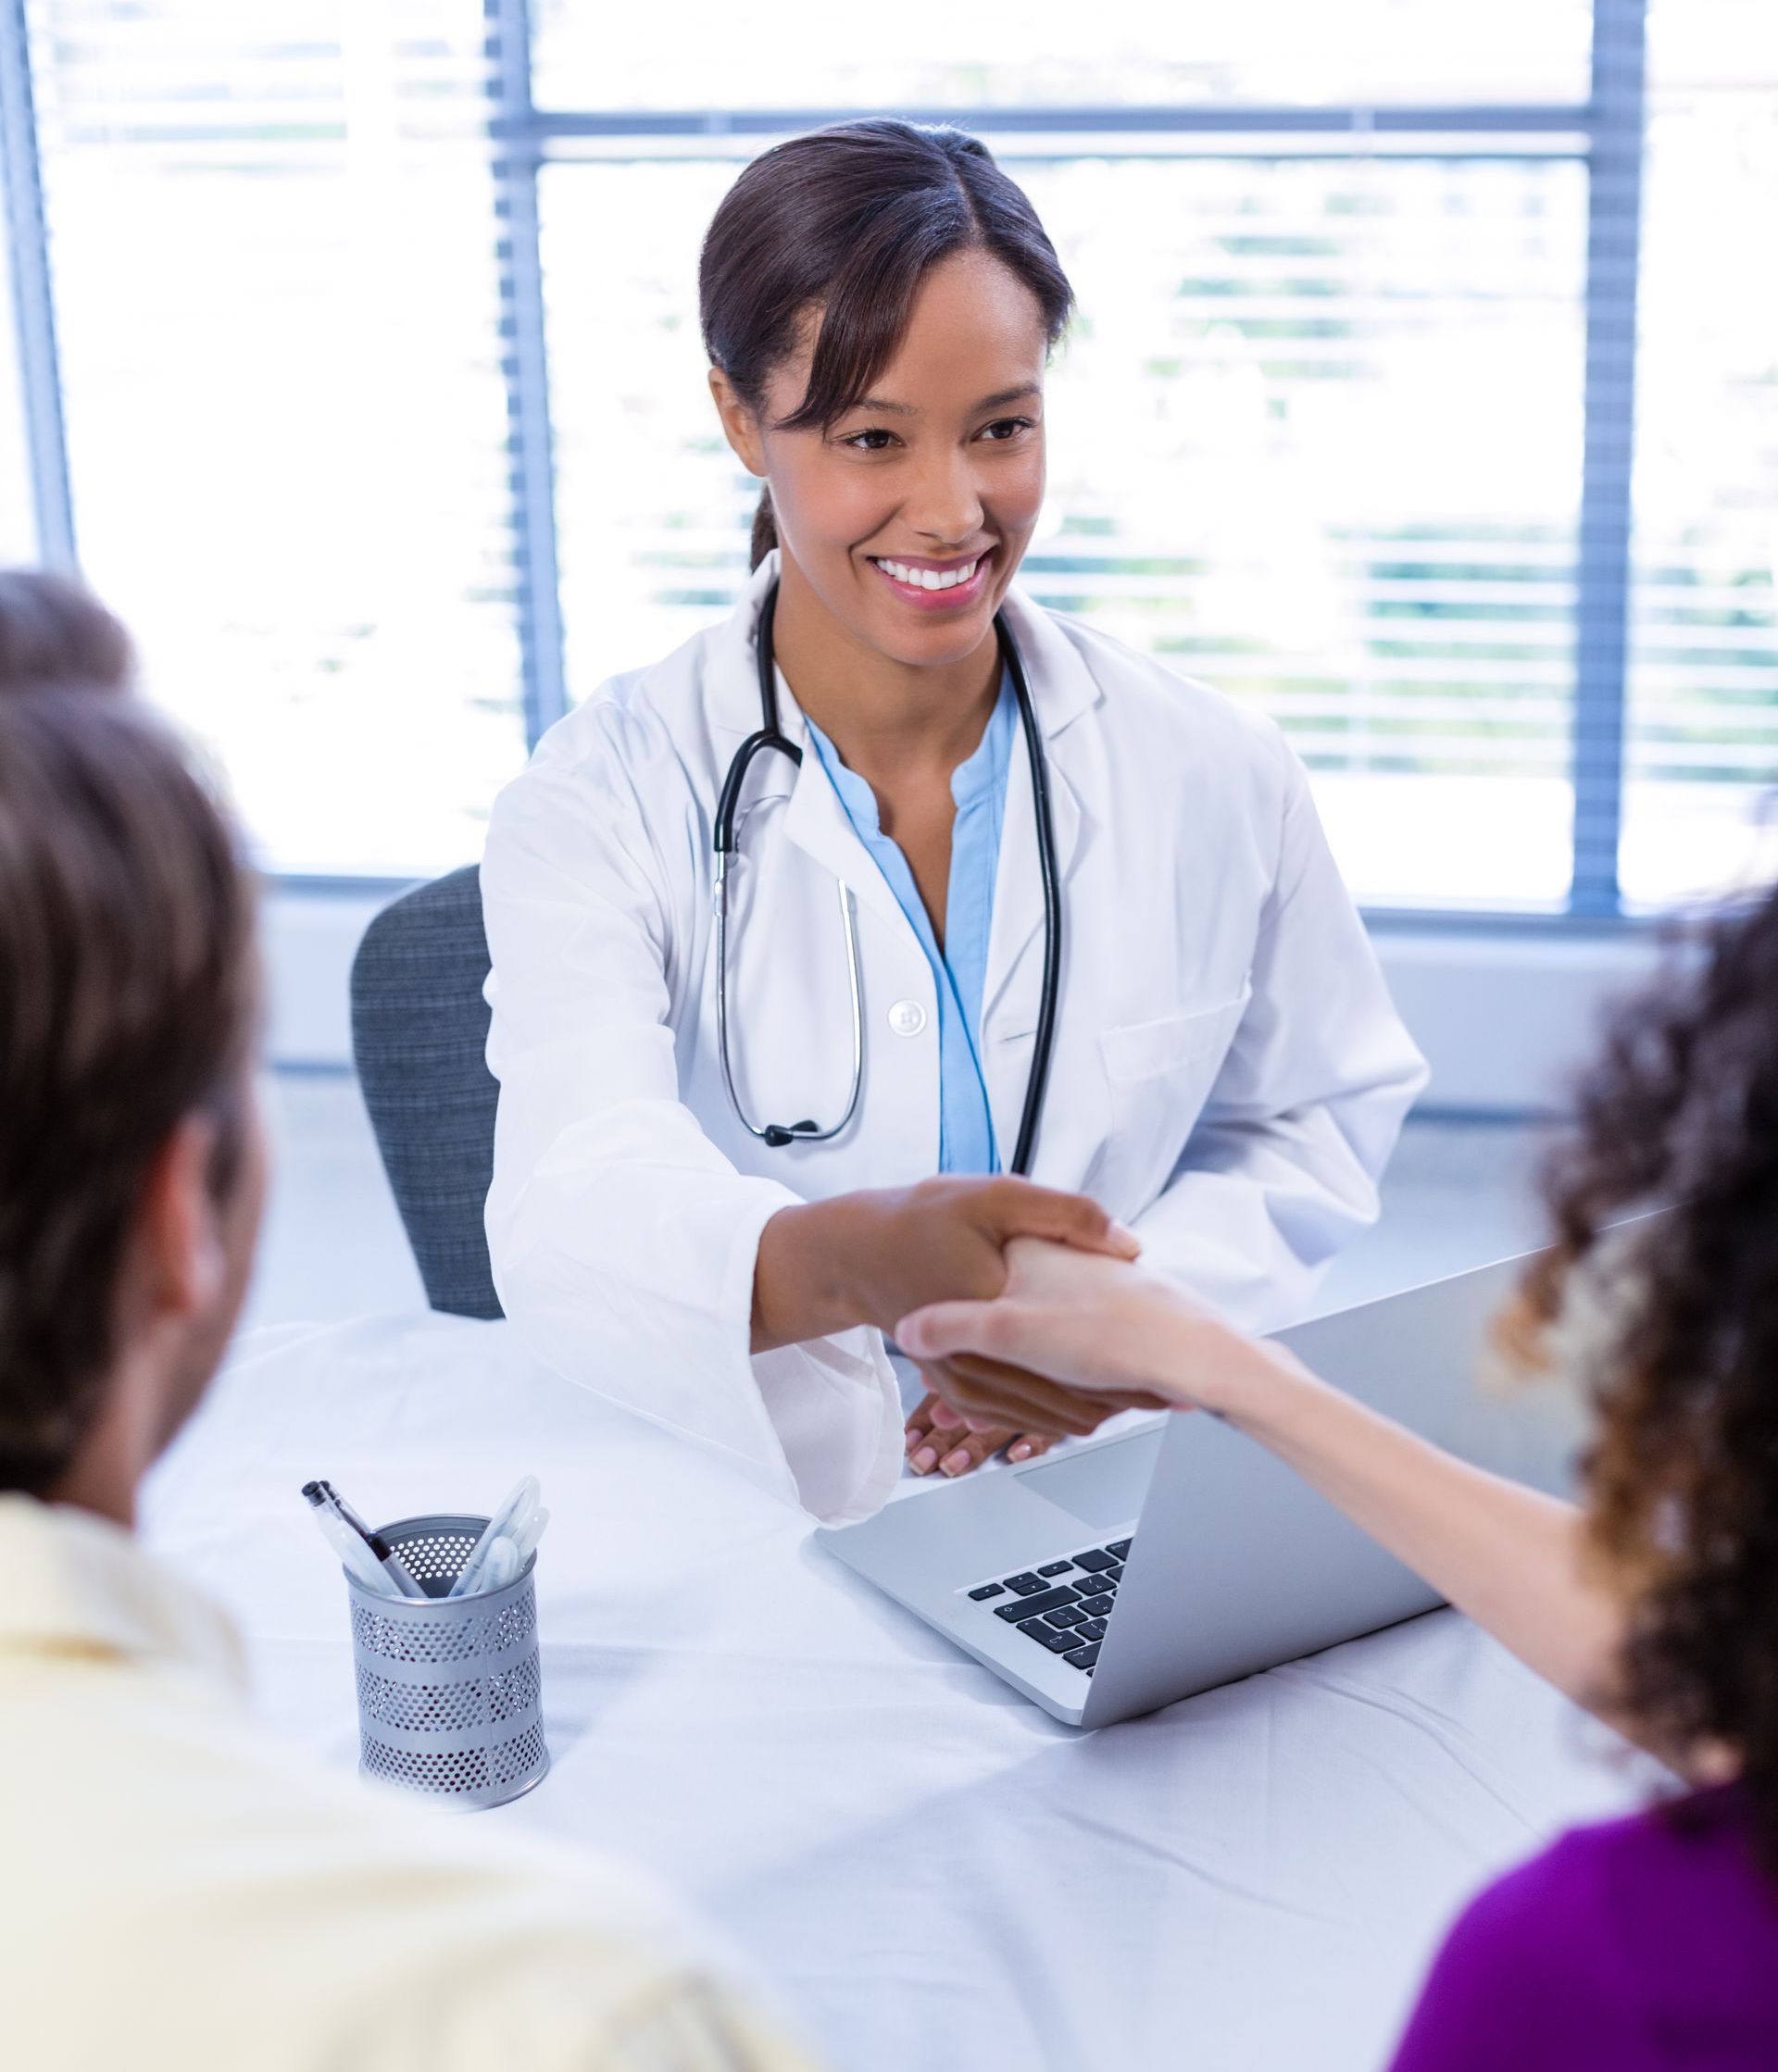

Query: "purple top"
left=1389, top=1789, right=1778, bottom=2072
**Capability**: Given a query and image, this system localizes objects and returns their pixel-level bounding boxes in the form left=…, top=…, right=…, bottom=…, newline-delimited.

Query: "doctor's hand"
left=901, top=1233, right=1179, bottom=1470
left=896, top=1235, right=1285, bottom=1419
left=900, top=1371, right=1168, bottom=1479
left=881, top=1181, right=1158, bottom=1479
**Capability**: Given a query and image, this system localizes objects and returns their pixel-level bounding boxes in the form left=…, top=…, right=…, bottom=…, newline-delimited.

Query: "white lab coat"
left=482, top=555, right=1427, bottom=1525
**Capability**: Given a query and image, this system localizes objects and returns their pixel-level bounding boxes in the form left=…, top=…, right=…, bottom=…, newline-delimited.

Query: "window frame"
left=0, top=0, right=74, bottom=568
left=2, top=0, right=1653, bottom=924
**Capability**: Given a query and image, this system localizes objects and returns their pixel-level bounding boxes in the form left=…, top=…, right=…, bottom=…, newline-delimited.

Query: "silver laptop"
left=817, top=1247, right=1584, bottom=1728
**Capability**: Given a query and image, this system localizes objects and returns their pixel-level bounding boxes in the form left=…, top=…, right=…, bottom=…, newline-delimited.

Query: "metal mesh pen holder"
left=345, top=1513, right=548, bottom=1812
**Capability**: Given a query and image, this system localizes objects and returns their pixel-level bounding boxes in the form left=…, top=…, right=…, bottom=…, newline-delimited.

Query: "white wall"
left=1367, top=924, right=1660, bottom=1113
left=268, top=884, right=1664, bottom=1117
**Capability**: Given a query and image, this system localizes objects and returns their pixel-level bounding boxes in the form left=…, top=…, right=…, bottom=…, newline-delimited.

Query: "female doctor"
left=481, top=119, right=1427, bottom=1527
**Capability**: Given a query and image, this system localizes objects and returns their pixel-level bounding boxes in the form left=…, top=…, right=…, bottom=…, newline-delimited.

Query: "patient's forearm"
left=1215, top=1348, right=1625, bottom=1718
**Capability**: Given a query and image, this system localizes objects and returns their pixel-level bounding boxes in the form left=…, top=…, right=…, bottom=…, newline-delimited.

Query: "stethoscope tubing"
left=995, top=610, right=1061, bottom=1180
left=713, top=579, right=1061, bottom=1175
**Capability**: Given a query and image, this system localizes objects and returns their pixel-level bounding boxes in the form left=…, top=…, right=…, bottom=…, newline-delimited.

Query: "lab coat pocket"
left=1087, top=985, right=1254, bottom=1216
left=1099, top=984, right=1253, bottom=1089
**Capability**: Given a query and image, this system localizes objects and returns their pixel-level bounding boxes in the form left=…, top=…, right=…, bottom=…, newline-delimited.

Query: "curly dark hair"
left=1505, top=880, right=1778, bottom=1866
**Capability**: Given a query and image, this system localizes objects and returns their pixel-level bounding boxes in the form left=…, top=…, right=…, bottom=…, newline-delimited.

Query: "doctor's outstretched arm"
left=481, top=705, right=1141, bottom=1525
left=1130, top=747, right=1428, bottom=1333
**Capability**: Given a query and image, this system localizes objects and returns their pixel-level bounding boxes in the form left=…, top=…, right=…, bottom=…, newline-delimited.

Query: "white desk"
left=142, top=1312, right=1639, bottom=2072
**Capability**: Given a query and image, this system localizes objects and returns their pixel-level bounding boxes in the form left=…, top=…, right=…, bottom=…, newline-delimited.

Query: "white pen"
left=463, top=1510, right=545, bottom=1598
left=478, top=1538, right=520, bottom=1592
left=302, top=1480, right=425, bottom=1599
left=448, top=1477, right=541, bottom=1599
left=513, top=1506, right=549, bottom=1565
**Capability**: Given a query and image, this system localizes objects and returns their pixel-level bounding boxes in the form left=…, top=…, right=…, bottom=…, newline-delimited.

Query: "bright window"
left=21, top=0, right=526, bottom=875
left=1621, top=0, right=1778, bottom=906
left=0, top=213, right=35, bottom=561
left=545, top=153, right=1588, bottom=906
left=531, top=0, right=1596, bottom=112
left=4, top=1, right=1772, bottom=914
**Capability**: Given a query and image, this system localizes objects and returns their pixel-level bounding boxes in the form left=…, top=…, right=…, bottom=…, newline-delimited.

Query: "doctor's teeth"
left=877, top=558, right=977, bottom=590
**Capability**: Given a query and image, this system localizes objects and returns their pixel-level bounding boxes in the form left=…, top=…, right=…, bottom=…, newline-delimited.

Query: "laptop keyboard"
left=963, top=1540, right=1133, bottom=1675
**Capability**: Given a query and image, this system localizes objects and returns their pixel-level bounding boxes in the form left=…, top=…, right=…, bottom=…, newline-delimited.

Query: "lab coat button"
left=888, top=999, right=927, bottom=1037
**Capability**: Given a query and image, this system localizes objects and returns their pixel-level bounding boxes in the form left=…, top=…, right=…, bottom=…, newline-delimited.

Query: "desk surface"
left=142, top=1312, right=1640, bottom=2072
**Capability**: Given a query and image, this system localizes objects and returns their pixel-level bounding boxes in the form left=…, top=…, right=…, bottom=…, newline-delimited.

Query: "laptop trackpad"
left=1015, top=1428, right=1164, bottom=1531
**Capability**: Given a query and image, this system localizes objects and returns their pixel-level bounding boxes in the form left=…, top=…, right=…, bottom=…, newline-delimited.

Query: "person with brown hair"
left=896, top=885, right=1778, bottom=2067
left=0, top=569, right=820, bottom=2071
left=482, top=119, right=1424, bottom=1522
left=0, top=565, right=135, bottom=692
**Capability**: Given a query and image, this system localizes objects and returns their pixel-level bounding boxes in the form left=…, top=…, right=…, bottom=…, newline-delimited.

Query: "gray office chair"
left=350, top=865, right=504, bottom=1320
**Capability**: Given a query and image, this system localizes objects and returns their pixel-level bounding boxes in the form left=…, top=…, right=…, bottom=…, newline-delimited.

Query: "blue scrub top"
left=803, top=674, right=1016, bottom=1175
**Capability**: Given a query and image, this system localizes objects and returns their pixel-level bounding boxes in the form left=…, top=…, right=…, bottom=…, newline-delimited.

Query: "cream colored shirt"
left=0, top=1495, right=819, bottom=2072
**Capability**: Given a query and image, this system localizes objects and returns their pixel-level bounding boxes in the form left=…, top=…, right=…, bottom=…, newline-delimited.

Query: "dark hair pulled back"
left=698, top=120, right=1074, bottom=570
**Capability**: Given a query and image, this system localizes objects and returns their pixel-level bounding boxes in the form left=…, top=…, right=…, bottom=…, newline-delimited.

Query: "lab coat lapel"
left=706, top=555, right=910, bottom=942
left=777, top=743, right=911, bottom=940
left=709, top=565, right=1102, bottom=1004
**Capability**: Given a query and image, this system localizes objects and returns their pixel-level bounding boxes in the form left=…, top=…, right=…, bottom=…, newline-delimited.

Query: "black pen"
left=301, top=1480, right=424, bottom=1598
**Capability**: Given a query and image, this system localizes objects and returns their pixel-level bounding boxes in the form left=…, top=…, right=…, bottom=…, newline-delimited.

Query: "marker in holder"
left=343, top=1512, right=548, bottom=1812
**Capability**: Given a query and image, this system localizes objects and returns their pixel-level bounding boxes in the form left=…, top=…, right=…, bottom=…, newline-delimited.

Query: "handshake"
left=752, top=1176, right=1174, bottom=1480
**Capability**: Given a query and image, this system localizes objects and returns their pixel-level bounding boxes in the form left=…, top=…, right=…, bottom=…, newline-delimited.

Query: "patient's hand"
left=870, top=1179, right=1151, bottom=1477
left=899, top=1217, right=1175, bottom=1476
left=897, top=1236, right=1267, bottom=1419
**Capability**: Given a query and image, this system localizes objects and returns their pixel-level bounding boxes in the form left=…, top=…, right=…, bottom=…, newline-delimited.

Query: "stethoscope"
left=712, top=579, right=1063, bottom=1176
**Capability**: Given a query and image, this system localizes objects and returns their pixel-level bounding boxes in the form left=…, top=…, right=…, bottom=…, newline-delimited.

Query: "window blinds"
left=21, top=0, right=524, bottom=874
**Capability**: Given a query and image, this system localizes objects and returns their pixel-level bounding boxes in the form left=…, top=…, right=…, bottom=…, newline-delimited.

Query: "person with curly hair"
left=895, top=882, right=1778, bottom=2068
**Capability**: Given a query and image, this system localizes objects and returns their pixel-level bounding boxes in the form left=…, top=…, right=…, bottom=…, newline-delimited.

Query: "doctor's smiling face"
left=710, top=246, right=1050, bottom=675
